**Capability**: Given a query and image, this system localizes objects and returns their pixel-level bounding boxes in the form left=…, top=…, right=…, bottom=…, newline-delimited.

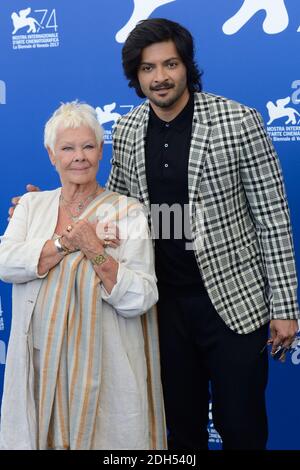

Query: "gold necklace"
left=60, top=184, right=100, bottom=221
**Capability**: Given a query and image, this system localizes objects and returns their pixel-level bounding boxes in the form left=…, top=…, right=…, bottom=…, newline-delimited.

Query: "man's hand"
left=269, top=319, right=299, bottom=355
left=8, top=184, right=40, bottom=219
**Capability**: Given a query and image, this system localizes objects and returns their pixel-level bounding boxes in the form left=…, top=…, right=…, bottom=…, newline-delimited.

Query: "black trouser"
left=157, top=288, right=269, bottom=450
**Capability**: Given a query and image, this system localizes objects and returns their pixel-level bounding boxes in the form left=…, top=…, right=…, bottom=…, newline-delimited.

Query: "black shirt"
left=145, top=94, right=204, bottom=293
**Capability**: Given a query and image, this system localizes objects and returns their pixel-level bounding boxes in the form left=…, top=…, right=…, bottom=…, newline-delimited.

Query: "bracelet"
left=60, top=236, right=72, bottom=254
left=91, top=251, right=109, bottom=266
left=54, top=237, right=65, bottom=254
left=54, top=236, right=71, bottom=255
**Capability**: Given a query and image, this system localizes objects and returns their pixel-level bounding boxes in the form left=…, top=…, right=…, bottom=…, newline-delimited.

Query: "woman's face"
left=48, top=125, right=103, bottom=186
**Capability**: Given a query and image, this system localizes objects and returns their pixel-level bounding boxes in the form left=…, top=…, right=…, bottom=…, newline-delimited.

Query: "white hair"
left=44, top=100, right=104, bottom=152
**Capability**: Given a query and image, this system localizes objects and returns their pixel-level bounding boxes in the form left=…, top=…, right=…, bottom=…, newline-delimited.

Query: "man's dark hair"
left=122, top=18, right=202, bottom=98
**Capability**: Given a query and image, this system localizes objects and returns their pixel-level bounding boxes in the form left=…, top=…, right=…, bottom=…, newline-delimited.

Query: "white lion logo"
left=266, top=97, right=300, bottom=125
left=11, top=7, right=44, bottom=35
left=115, top=0, right=176, bottom=43
left=223, top=0, right=289, bottom=35
left=96, top=103, right=121, bottom=127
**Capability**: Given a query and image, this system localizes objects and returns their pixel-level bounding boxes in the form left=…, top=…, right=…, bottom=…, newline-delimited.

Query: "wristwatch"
left=91, top=252, right=109, bottom=266
left=54, top=237, right=69, bottom=255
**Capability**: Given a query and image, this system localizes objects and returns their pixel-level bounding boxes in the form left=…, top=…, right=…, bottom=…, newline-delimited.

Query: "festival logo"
left=208, top=402, right=222, bottom=447
left=115, top=0, right=176, bottom=43
left=96, top=103, right=134, bottom=144
left=0, top=80, right=6, bottom=105
left=223, top=0, right=289, bottom=35
left=12, top=7, right=44, bottom=34
left=290, top=338, right=300, bottom=365
left=117, top=0, right=298, bottom=42
left=0, top=297, right=3, bottom=331
left=11, top=7, right=59, bottom=50
left=290, top=321, right=300, bottom=366
left=267, top=97, right=300, bottom=126
left=266, top=81, right=300, bottom=142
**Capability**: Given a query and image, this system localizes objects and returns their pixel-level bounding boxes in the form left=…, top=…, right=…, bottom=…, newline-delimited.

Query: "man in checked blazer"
left=107, top=18, right=299, bottom=449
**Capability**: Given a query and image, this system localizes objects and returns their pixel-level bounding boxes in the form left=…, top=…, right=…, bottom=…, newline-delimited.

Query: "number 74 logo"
left=35, top=9, right=58, bottom=32
left=11, top=8, right=58, bottom=35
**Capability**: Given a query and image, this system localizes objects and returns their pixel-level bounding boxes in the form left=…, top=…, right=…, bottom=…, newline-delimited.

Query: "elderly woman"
left=0, top=101, right=166, bottom=450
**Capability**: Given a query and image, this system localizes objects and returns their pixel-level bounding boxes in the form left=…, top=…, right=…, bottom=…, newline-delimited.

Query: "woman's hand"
left=62, top=219, right=103, bottom=258
left=62, top=220, right=120, bottom=255
left=63, top=219, right=119, bottom=293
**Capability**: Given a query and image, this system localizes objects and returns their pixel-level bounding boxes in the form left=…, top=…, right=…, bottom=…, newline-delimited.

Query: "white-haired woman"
left=0, top=102, right=166, bottom=450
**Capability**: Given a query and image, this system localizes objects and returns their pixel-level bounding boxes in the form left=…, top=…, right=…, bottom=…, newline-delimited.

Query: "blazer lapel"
left=188, top=93, right=212, bottom=206
left=133, top=101, right=151, bottom=209
left=132, top=95, right=212, bottom=211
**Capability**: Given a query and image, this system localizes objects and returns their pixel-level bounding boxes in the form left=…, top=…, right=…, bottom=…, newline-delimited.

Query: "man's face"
left=137, top=40, right=189, bottom=113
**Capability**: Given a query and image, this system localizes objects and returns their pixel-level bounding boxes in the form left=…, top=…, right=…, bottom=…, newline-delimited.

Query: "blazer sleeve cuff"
left=33, top=239, right=50, bottom=278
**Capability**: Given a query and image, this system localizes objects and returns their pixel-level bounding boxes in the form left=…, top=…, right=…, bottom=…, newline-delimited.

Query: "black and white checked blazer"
left=107, top=92, right=299, bottom=334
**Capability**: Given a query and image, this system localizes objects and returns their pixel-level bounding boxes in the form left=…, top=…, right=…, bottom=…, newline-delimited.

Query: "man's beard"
left=150, top=96, right=178, bottom=108
left=148, top=81, right=187, bottom=109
